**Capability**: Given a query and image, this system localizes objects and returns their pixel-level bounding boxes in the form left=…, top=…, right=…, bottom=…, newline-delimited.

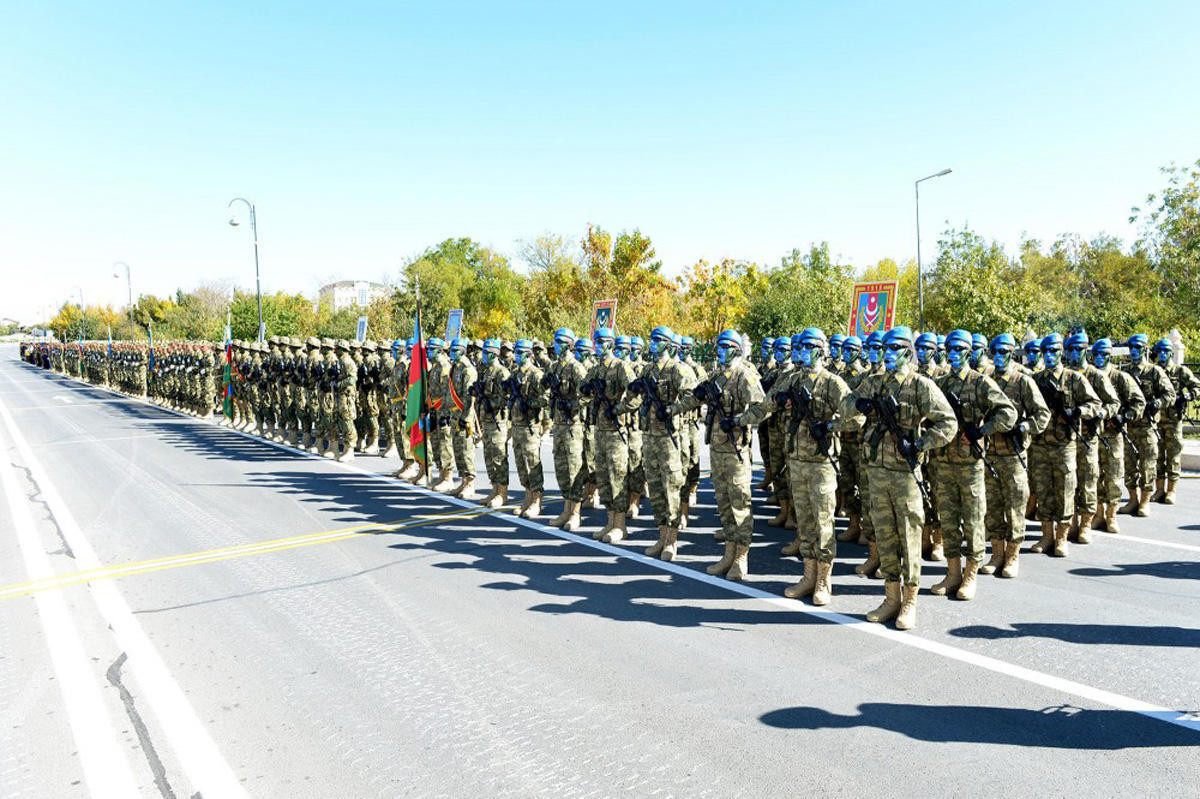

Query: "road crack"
left=10, top=460, right=74, bottom=558
left=106, top=652, right=178, bottom=799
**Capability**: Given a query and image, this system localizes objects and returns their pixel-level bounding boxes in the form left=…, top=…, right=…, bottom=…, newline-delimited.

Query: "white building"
left=317, top=280, right=392, bottom=311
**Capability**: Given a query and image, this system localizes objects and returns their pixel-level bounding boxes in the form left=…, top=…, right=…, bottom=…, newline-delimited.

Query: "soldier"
left=615, top=336, right=646, bottom=518
left=915, top=331, right=947, bottom=562
left=851, top=330, right=887, bottom=577
left=316, top=338, right=337, bottom=457
left=765, top=336, right=796, bottom=527
left=969, top=332, right=993, bottom=376
left=931, top=330, right=1016, bottom=600
left=844, top=326, right=957, bottom=630
left=545, top=328, right=590, bottom=531
left=584, top=327, right=640, bottom=543
left=419, top=338, right=454, bottom=489
left=982, top=334, right=1051, bottom=578
left=532, top=339, right=552, bottom=371
left=379, top=340, right=398, bottom=457
left=685, top=330, right=764, bottom=580
left=741, top=328, right=849, bottom=604
left=1065, top=332, right=1120, bottom=544
left=1022, top=338, right=1042, bottom=373
left=358, top=340, right=383, bottom=455
left=1089, top=338, right=1144, bottom=534
left=1029, top=334, right=1102, bottom=557
left=1119, top=334, right=1175, bottom=516
left=828, top=334, right=846, bottom=376
left=508, top=339, right=546, bottom=516
left=294, top=337, right=316, bottom=448
left=575, top=337, right=600, bottom=509
left=1151, top=338, right=1200, bottom=505
left=836, top=336, right=869, bottom=550
left=332, top=340, right=359, bottom=462
left=755, top=336, right=776, bottom=492
left=444, top=337, right=479, bottom=498
left=474, top=339, right=511, bottom=508
left=678, top=335, right=706, bottom=523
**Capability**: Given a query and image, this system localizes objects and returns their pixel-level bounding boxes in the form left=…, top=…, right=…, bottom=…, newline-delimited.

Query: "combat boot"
left=406, top=463, right=426, bottom=485
left=838, top=514, right=860, bottom=543
left=383, top=442, right=399, bottom=459
left=322, top=440, right=337, bottom=459
left=866, top=581, right=901, bottom=624
left=1000, top=540, right=1021, bottom=578
left=447, top=478, right=466, bottom=497
left=1030, top=520, right=1054, bottom=553
left=645, top=525, right=667, bottom=557
left=594, top=510, right=615, bottom=540
left=364, top=438, right=380, bottom=456
left=679, top=496, right=690, bottom=530
left=627, top=492, right=642, bottom=519
left=930, top=557, right=962, bottom=596
left=1067, top=513, right=1081, bottom=542
left=1074, top=513, right=1091, bottom=545
left=520, top=490, right=541, bottom=518
left=602, top=512, right=627, bottom=544
left=895, top=585, right=918, bottom=630
left=484, top=485, right=507, bottom=509
left=660, top=527, right=679, bottom=561
left=768, top=499, right=791, bottom=528
left=1151, top=477, right=1167, bottom=503
left=1165, top=478, right=1178, bottom=505
left=582, top=483, right=599, bottom=509
left=784, top=558, right=817, bottom=599
left=514, top=491, right=534, bottom=516
left=725, top=543, right=751, bottom=581
left=956, top=560, right=979, bottom=601
left=781, top=534, right=803, bottom=557
left=1118, top=489, right=1139, bottom=515
left=395, top=460, right=415, bottom=480
left=756, top=469, right=773, bottom=491
left=1135, top=488, right=1152, bottom=517
left=457, top=478, right=479, bottom=502
left=430, top=470, right=454, bottom=493
left=1052, top=522, right=1070, bottom=557
left=300, top=431, right=312, bottom=450
left=929, top=527, right=945, bottom=562
left=1090, top=504, right=1107, bottom=531
left=549, top=500, right=574, bottom=527
left=562, top=501, right=581, bottom=532
left=1104, top=502, right=1120, bottom=534
left=336, top=443, right=354, bottom=463
left=855, top=542, right=881, bottom=579
left=707, top=541, right=737, bottom=576
left=811, top=560, right=833, bottom=606
left=979, top=539, right=1005, bottom=575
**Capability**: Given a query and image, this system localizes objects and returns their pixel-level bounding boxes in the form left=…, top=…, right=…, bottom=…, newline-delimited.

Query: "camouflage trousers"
left=428, top=418, right=453, bottom=474
left=278, top=385, right=294, bottom=430
left=595, top=429, right=629, bottom=513
left=452, top=425, right=476, bottom=480
left=857, top=446, right=876, bottom=541
left=379, top=391, right=394, bottom=448
left=1156, top=419, right=1184, bottom=481
left=643, top=432, right=684, bottom=529
left=684, top=418, right=701, bottom=492
left=984, top=453, right=1029, bottom=543
left=788, top=458, right=837, bottom=562
left=1074, top=436, right=1100, bottom=516
left=934, top=459, right=986, bottom=562
left=1124, top=423, right=1159, bottom=491
left=768, top=418, right=790, bottom=502
left=512, top=423, right=542, bottom=492
left=294, top=388, right=311, bottom=436
left=837, top=432, right=861, bottom=516
left=480, top=418, right=510, bottom=487
left=626, top=426, right=645, bottom=499
left=552, top=422, right=587, bottom=502
left=1097, top=433, right=1125, bottom=503
left=866, top=465, right=924, bottom=587
left=583, top=426, right=596, bottom=486
left=318, top=391, right=335, bottom=443
left=713, top=448, right=754, bottom=545
left=922, top=457, right=941, bottom=528
left=359, top=390, right=380, bottom=444
left=392, top=402, right=412, bottom=459
left=335, top=391, right=357, bottom=446
left=1030, top=440, right=1077, bottom=523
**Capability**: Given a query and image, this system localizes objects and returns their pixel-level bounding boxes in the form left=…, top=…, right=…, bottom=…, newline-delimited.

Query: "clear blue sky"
left=2, top=0, right=1197, bottom=324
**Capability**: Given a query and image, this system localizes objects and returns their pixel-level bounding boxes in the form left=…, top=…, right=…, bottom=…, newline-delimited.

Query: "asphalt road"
left=1, top=345, right=1197, bottom=798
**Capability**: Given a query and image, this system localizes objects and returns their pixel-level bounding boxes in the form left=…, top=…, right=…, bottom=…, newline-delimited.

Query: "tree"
left=741, top=243, right=854, bottom=341
left=1133, top=159, right=1200, bottom=316
left=679, top=258, right=766, bottom=339
left=924, top=227, right=1029, bottom=334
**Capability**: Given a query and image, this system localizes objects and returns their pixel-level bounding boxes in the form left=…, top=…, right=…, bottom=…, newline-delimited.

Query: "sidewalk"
left=1182, top=438, right=1200, bottom=472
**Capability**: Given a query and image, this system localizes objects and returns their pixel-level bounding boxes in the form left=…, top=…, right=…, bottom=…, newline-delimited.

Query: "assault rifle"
left=503, top=375, right=535, bottom=434
left=541, top=371, right=575, bottom=420
left=469, top=378, right=498, bottom=419
left=1039, top=381, right=1082, bottom=440
left=629, top=374, right=676, bottom=436
left=582, top=377, right=627, bottom=444
left=778, top=384, right=839, bottom=475
left=858, top=393, right=931, bottom=504
left=1111, top=406, right=1139, bottom=459
left=946, top=391, right=1000, bottom=481
left=694, top=380, right=744, bottom=462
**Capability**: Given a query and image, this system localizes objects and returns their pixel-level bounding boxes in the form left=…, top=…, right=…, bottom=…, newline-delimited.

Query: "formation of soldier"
left=20, top=325, right=1198, bottom=631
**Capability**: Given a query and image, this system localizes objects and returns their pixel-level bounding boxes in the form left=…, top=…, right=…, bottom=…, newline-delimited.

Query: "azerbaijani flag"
left=222, top=318, right=233, bottom=419
left=405, top=294, right=430, bottom=471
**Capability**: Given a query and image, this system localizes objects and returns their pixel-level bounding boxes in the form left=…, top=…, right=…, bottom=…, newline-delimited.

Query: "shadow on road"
left=948, top=622, right=1200, bottom=647
left=758, top=703, right=1199, bottom=749
left=1069, top=561, right=1200, bottom=581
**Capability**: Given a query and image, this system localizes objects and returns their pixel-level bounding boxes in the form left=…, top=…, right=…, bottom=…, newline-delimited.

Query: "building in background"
left=317, top=280, right=391, bottom=311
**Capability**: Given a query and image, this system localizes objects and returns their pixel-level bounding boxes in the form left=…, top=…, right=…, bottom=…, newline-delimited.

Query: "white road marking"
left=1109, top=533, right=1200, bottom=553
left=53, top=394, right=73, bottom=403
left=12, top=362, right=1200, bottom=737
left=0, top=426, right=140, bottom=796
left=0, top=392, right=249, bottom=798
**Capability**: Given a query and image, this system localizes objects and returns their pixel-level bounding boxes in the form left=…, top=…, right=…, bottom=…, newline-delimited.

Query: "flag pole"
left=415, top=278, right=432, bottom=489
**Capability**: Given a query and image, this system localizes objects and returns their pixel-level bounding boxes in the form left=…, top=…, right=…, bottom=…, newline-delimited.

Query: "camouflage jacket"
left=677, top=358, right=764, bottom=455
left=1075, top=362, right=1120, bottom=440
left=933, top=365, right=1017, bottom=464
left=1161, top=363, right=1200, bottom=422
left=1120, top=362, right=1174, bottom=426
left=990, top=364, right=1050, bottom=456
left=1100, top=364, right=1145, bottom=435
left=546, top=354, right=589, bottom=425
left=508, top=361, right=544, bottom=429
left=843, top=364, right=957, bottom=473
left=1032, top=364, right=1101, bottom=445
left=741, top=364, right=849, bottom=463
left=593, top=354, right=640, bottom=432
left=634, top=353, right=696, bottom=437
left=447, top=359, right=478, bottom=421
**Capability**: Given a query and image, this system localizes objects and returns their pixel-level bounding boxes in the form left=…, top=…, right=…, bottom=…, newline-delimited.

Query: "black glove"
left=809, top=420, right=833, bottom=441
left=604, top=405, right=618, bottom=422
left=1146, top=399, right=1161, bottom=415
left=1063, top=406, right=1081, bottom=422
left=773, top=392, right=789, bottom=408
left=656, top=405, right=668, bottom=423
left=964, top=423, right=983, bottom=442
left=855, top=397, right=874, bottom=415
left=1122, top=407, right=1137, bottom=421
left=897, top=436, right=920, bottom=461
left=457, top=418, right=467, bottom=431
left=719, top=416, right=736, bottom=434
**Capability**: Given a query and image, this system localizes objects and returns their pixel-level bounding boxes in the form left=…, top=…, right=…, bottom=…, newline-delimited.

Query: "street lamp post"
left=227, top=197, right=264, bottom=342
left=113, top=261, right=133, bottom=339
left=77, top=288, right=85, bottom=342
left=915, top=168, right=953, bottom=332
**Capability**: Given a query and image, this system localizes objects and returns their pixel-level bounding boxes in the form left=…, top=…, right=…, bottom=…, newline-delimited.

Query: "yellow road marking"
left=1, top=496, right=559, bottom=601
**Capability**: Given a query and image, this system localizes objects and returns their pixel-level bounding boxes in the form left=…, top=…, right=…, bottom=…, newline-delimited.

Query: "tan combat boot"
left=1074, top=512, right=1091, bottom=545
left=895, top=585, right=918, bottom=630
left=1164, top=478, right=1178, bottom=505
left=838, top=514, right=860, bottom=543
left=336, top=444, right=355, bottom=463
left=979, top=539, right=1005, bottom=575
left=855, top=542, right=881, bottom=579
left=582, top=483, right=599, bottom=509
left=1151, top=477, right=1166, bottom=503
left=1118, top=488, right=1139, bottom=515
left=1052, top=522, right=1070, bottom=557
left=430, top=470, right=455, bottom=493
left=660, top=527, right=679, bottom=561
left=406, top=463, right=426, bottom=485
left=1090, top=503, right=1108, bottom=531
left=549, top=500, right=574, bottom=527
left=513, top=490, right=534, bottom=516
left=1103, top=502, right=1120, bottom=534
left=562, top=501, right=582, bottom=532
left=645, top=525, right=667, bottom=557
left=447, top=478, right=467, bottom=497
left=781, top=534, right=803, bottom=557
left=383, top=443, right=399, bottom=458
left=1067, top=512, right=1081, bottom=542
left=1030, top=520, right=1054, bottom=553
left=867, top=581, right=902, bottom=623
left=322, top=440, right=337, bottom=459
left=594, top=510, right=614, bottom=540
left=1135, top=488, right=1152, bottom=517
left=602, top=512, right=627, bottom=544
left=627, top=492, right=642, bottom=519
left=756, top=470, right=773, bottom=491
left=520, top=491, right=541, bottom=518
left=784, top=558, right=818, bottom=599
left=957, top=560, right=979, bottom=601
left=363, top=438, right=380, bottom=456
left=929, top=527, right=945, bottom=562
left=485, top=485, right=508, bottom=509
left=679, top=496, right=690, bottom=530
left=725, top=543, right=751, bottom=581
left=1000, top=540, right=1021, bottom=578
left=768, top=500, right=791, bottom=527
left=811, top=560, right=833, bottom=606
left=707, top=541, right=736, bottom=576
left=931, top=557, right=963, bottom=596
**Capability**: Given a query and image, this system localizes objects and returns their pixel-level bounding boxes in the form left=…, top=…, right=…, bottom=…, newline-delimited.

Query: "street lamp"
left=915, top=168, right=953, bottom=332
left=113, top=261, right=133, bottom=339
left=227, top=197, right=264, bottom=342
left=77, top=287, right=85, bottom=342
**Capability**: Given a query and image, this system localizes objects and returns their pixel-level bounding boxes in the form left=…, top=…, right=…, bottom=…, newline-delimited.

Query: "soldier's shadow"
left=758, top=703, right=1199, bottom=749
left=948, top=621, right=1200, bottom=648
left=1069, top=561, right=1200, bottom=581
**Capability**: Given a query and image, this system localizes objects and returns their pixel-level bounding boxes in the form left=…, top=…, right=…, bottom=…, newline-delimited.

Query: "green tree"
left=924, top=227, right=1029, bottom=334
left=1132, top=159, right=1200, bottom=316
left=741, top=243, right=854, bottom=341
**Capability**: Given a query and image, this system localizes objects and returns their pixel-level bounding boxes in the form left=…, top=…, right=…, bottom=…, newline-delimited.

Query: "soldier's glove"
left=773, top=391, right=789, bottom=408
left=964, top=423, right=984, bottom=442
left=1146, top=399, right=1161, bottom=416
left=897, top=436, right=921, bottom=461
left=719, top=416, right=736, bottom=435
left=604, top=405, right=618, bottom=423
left=1122, top=408, right=1137, bottom=421
left=1062, top=406, right=1081, bottom=421
left=457, top=418, right=467, bottom=431
left=809, top=420, right=833, bottom=440
left=855, top=397, right=875, bottom=415
left=655, top=405, right=669, bottom=423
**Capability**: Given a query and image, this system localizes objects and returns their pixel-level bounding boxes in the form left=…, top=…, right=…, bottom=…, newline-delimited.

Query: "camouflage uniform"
left=446, top=356, right=479, bottom=488
left=334, top=341, right=359, bottom=460
left=1072, top=362, right=1120, bottom=537
left=590, top=353, right=640, bottom=538
left=508, top=358, right=546, bottom=509
left=837, top=359, right=869, bottom=541
left=1096, top=363, right=1145, bottom=531
left=1120, top=360, right=1174, bottom=510
left=634, top=352, right=696, bottom=554
left=1158, top=363, right=1200, bottom=486
left=475, top=356, right=511, bottom=499
left=545, top=352, right=589, bottom=528
left=426, top=351, right=454, bottom=483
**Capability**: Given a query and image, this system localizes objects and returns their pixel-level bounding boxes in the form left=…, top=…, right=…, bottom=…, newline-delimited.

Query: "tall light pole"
left=915, top=168, right=953, bottom=332
left=113, top=261, right=133, bottom=339
left=227, top=197, right=264, bottom=342
left=78, top=287, right=85, bottom=342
